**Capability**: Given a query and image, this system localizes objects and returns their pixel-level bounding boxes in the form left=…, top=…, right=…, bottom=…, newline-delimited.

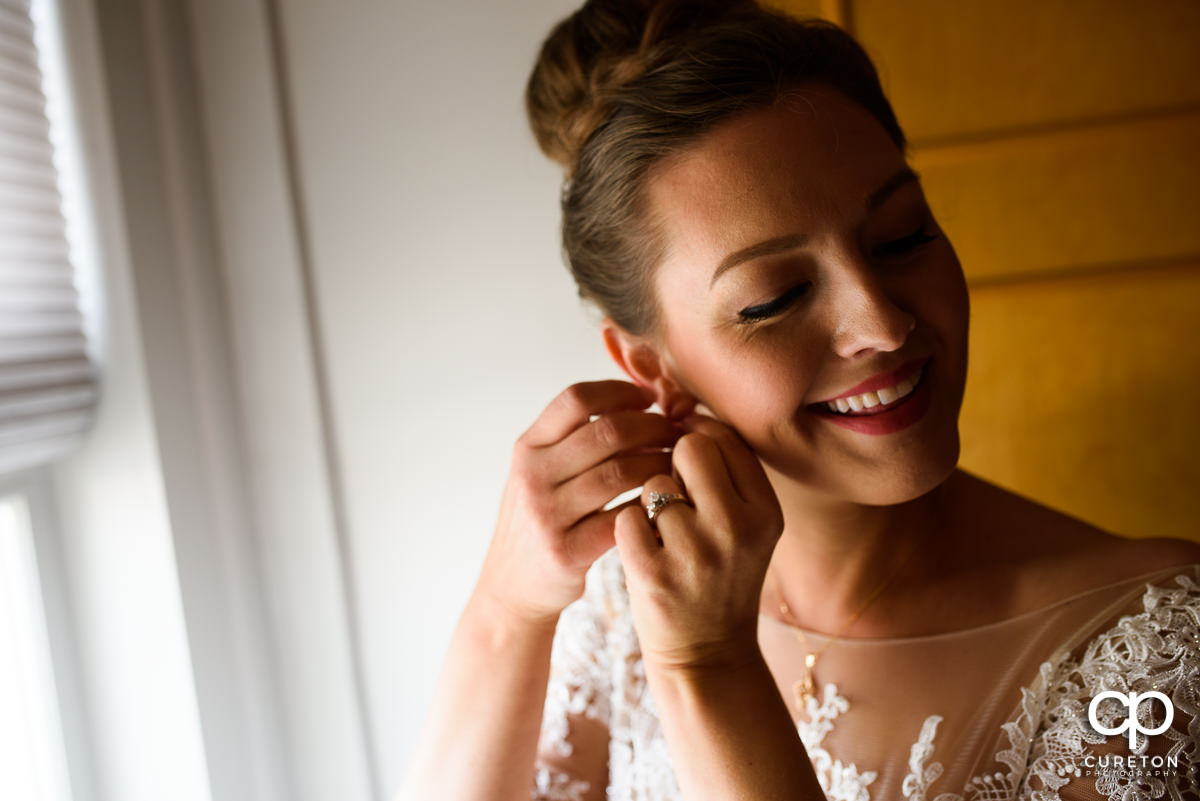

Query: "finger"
left=613, top=504, right=661, bottom=581
left=520, top=380, right=656, bottom=448
left=670, top=432, right=741, bottom=518
left=555, top=450, right=674, bottom=527
left=561, top=497, right=640, bottom=569
left=641, top=474, right=695, bottom=550
left=547, top=410, right=681, bottom=483
left=679, top=414, right=771, bottom=505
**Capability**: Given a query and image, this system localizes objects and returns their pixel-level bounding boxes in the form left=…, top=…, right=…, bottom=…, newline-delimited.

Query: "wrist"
left=469, top=582, right=562, bottom=635
left=643, top=637, right=765, bottom=684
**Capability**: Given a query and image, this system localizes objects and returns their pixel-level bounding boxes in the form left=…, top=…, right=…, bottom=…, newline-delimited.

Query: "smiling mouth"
left=809, top=363, right=926, bottom=417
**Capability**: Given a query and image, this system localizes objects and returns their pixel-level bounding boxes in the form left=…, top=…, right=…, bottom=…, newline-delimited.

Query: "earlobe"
left=601, top=319, right=696, bottom=419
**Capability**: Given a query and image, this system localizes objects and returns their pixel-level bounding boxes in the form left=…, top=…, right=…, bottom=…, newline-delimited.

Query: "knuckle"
left=600, top=456, right=631, bottom=489
left=511, top=433, right=534, bottom=460
left=557, top=383, right=591, bottom=416
left=527, top=496, right=560, bottom=535
left=510, top=440, right=544, bottom=482
left=673, top=432, right=711, bottom=460
left=591, top=413, right=623, bottom=449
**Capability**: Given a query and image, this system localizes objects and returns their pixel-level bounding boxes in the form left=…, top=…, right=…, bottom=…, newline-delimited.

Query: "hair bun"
left=526, top=0, right=757, bottom=175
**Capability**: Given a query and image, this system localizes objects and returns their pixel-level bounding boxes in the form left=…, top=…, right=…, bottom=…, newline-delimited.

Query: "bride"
left=398, top=2, right=1200, bottom=799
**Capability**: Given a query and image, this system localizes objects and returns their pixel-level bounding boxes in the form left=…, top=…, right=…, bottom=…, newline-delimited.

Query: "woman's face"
left=643, top=84, right=969, bottom=506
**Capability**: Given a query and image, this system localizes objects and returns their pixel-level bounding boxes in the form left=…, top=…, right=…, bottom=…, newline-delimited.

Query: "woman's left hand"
left=613, top=412, right=784, bottom=674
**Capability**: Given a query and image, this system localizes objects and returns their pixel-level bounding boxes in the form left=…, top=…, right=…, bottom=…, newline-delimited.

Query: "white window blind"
left=0, top=0, right=96, bottom=476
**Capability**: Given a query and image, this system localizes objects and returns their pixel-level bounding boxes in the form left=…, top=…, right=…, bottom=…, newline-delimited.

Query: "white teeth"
left=822, top=366, right=924, bottom=415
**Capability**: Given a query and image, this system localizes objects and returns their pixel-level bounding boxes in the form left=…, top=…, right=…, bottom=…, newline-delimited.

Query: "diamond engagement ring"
left=644, top=491, right=691, bottom=523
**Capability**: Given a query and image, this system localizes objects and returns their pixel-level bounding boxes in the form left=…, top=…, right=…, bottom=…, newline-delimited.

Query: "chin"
left=854, top=457, right=959, bottom=507
left=761, top=424, right=962, bottom=508
left=866, top=429, right=963, bottom=506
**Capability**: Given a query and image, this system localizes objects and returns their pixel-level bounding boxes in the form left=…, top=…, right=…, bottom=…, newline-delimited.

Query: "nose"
left=827, top=263, right=916, bottom=359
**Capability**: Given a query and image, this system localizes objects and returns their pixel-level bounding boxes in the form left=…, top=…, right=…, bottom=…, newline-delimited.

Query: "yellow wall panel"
left=760, top=0, right=836, bottom=23
left=852, top=0, right=1200, bottom=142
left=913, top=112, right=1200, bottom=283
left=959, top=264, right=1200, bottom=542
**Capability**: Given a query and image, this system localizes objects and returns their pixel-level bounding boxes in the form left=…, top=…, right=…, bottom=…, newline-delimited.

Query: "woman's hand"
left=613, top=413, right=784, bottom=673
left=476, top=380, right=683, bottom=627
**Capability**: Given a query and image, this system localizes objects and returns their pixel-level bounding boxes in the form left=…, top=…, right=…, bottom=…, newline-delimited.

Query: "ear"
left=601, top=318, right=698, bottom=420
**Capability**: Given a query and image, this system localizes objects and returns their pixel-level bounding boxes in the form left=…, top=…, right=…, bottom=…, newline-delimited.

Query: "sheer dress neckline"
left=758, top=561, right=1200, bottom=645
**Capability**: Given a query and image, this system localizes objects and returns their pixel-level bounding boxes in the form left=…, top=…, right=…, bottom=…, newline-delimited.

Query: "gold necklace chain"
left=772, top=537, right=921, bottom=708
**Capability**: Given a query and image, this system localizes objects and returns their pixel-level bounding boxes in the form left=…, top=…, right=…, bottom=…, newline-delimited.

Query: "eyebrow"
left=709, top=166, right=922, bottom=289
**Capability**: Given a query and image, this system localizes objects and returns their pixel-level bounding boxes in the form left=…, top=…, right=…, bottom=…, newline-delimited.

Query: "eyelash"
left=736, top=282, right=811, bottom=324
left=735, top=226, right=940, bottom=325
left=871, top=227, right=940, bottom=259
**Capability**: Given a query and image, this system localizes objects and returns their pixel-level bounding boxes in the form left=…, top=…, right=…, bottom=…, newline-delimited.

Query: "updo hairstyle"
left=525, top=0, right=906, bottom=337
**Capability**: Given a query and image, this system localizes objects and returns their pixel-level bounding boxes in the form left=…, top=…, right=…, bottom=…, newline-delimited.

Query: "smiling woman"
left=395, top=2, right=1200, bottom=800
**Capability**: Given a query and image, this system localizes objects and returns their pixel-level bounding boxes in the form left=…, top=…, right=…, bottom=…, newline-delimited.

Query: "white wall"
left=48, top=0, right=621, bottom=798
left=184, top=0, right=618, bottom=796
left=41, top=0, right=647, bottom=797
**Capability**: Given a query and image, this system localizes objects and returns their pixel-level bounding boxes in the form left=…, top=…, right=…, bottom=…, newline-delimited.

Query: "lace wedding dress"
left=530, top=547, right=1200, bottom=800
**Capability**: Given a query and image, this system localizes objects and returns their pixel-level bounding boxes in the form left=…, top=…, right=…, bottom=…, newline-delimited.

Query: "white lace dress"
left=530, top=547, right=1200, bottom=801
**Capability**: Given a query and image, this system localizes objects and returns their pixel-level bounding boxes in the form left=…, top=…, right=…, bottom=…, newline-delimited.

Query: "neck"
left=762, top=467, right=964, bottom=638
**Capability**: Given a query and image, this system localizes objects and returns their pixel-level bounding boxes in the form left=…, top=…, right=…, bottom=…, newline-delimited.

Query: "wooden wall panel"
left=960, top=264, right=1200, bottom=540
left=766, top=0, right=1200, bottom=540
left=852, top=0, right=1200, bottom=142
left=761, top=0, right=837, bottom=23
left=914, top=112, right=1200, bottom=283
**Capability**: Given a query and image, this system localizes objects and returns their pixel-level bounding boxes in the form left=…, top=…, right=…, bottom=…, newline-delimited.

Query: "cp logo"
left=1088, top=690, right=1174, bottom=751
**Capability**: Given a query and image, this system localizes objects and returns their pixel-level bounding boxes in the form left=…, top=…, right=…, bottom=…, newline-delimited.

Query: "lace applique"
left=537, top=573, right=612, bottom=758
left=896, top=573, right=1200, bottom=801
left=796, top=682, right=878, bottom=801
left=812, top=573, right=1200, bottom=801
left=536, top=552, right=1200, bottom=801
left=904, top=715, right=977, bottom=801
left=1014, top=573, right=1200, bottom=800
left=530, top=767, right=591, bottom=801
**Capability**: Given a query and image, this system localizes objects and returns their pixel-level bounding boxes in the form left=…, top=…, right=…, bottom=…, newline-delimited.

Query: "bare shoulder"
left=1086, top=535, right=1200, bottom=579
left=945, top=470, right=1200, bottom=613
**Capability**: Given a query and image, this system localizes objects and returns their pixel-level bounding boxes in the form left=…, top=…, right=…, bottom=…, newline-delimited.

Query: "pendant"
left=793, top=653, right=817, bottom=706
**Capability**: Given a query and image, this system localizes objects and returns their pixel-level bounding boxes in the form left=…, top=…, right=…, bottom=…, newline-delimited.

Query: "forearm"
left=646, top=650, right=824, bottom=801
left=396, top=587, right=559, bottom=801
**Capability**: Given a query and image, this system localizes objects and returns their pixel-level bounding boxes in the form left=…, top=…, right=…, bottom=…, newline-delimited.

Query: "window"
left=0, top=492, right=72, bottom=801
left=0, top=1, right=100, bottom=799
left=0, top=0, right=99, bottom=476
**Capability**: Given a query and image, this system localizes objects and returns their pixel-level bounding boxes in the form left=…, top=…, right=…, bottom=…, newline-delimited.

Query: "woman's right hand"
left=476, top=380, right=682, bottom=626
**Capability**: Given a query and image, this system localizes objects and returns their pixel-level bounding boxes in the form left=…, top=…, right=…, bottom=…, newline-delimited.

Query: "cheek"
left=905, top=248, right=969, bottom=343
left=670, top=325, right=822, bottom=427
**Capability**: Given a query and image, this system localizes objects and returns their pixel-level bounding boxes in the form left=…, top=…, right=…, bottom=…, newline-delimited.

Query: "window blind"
left=0, top=0, right=96, bottom=475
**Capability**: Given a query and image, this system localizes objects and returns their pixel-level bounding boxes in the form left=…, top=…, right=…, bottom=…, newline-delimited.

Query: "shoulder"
left=1041, top=533, right=1200, bottom=586
left=945, top=471, right=1200, bottom=613
left=1013, top=531, right=1200, bottom=617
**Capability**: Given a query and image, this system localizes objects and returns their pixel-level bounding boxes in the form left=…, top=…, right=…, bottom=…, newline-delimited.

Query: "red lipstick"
left=818, top=357, right=927, bottom=403
left=809, top=358, right=933, bottom=436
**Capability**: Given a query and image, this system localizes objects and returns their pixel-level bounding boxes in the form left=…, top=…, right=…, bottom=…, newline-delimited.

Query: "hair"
left=525, top=0, right=906, bottom=337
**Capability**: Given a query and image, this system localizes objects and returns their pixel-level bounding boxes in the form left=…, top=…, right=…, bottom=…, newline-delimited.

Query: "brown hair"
left=525, top=0, right=906, bottom=337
